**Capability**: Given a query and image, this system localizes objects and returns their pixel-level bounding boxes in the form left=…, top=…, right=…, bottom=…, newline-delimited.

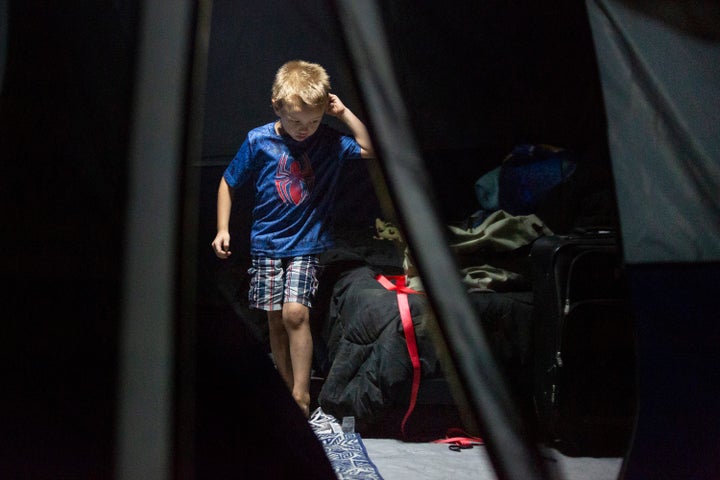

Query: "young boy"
left=211, top=60, right=374, bottom=417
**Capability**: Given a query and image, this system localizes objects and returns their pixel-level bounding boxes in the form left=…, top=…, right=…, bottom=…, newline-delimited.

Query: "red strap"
left=432, top=427, right=484, bottom=449
left=375, top=274, right=422, bottom=436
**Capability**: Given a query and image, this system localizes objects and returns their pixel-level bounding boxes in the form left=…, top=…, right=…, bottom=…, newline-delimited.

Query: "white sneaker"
left=308, top=407, right=343, bottom=434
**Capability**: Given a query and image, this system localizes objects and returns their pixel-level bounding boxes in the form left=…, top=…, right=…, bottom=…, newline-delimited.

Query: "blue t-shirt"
left=223, top=122, right=361, bottom=257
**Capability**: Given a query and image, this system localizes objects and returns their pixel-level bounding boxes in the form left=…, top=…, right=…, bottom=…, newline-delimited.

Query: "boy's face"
left=273, top=102, right=325, bottom=142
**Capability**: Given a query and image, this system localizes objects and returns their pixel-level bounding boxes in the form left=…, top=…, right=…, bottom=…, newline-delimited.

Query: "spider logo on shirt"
left=275, top=152, right=315, bottom=205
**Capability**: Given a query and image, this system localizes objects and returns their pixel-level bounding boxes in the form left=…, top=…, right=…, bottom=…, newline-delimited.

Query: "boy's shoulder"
left=247, top=122, right=277, bottom=139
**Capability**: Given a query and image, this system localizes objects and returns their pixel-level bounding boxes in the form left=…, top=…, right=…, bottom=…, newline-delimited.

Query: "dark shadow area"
left=194, top=303, right=336, bottom=479
left=0, top=2, right=137, bottom=476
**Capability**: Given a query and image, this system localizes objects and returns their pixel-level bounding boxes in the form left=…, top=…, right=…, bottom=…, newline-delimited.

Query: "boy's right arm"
left=326, top=93, right=374, bottom=158
left=211, top=177, right=233, bottom=259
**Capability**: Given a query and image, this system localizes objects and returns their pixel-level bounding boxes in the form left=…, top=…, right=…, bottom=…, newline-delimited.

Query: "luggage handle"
left=562, top=248, right=619, bottom=314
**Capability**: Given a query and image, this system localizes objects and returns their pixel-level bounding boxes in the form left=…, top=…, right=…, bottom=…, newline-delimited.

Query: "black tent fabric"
left=587, top=1, right=720, bottom=478
left=195, top=305, right=337, bottom=479
left=587, top=0, right=720, bottom=265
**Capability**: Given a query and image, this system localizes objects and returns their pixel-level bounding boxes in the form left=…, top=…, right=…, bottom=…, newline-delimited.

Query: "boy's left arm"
left=327, top=93, right=375, bottom=158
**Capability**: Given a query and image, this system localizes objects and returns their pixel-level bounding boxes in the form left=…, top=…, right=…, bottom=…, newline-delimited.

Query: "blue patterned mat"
left=317, top=433, right=384, bottom=479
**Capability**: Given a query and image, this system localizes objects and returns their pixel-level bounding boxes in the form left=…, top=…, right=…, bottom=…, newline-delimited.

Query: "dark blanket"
left=316, top=263, right=447, bottom=430
left=313, top=248, right=538, bottom=437
left=468, top=289, right=535, bottom=418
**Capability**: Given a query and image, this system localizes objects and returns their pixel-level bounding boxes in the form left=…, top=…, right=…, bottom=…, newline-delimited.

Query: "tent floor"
left=310, top=368, right=624, bottom=478
left=361, top=438, right=623, bottom=480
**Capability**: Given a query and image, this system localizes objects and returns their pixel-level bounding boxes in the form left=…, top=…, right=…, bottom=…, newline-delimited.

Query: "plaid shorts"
left=248, top=255, right=321, bottom=311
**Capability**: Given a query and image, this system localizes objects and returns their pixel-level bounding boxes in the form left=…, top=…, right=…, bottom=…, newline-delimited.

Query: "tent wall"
left=588, top=0, right=720, bottom=264
left=198, top=1, right=613, bottom=304
left=587, top=1, right=720, bottom=478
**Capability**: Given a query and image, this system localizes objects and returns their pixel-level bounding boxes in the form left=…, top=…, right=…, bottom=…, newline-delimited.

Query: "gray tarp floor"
left=361, top=438, right=622, bottom=480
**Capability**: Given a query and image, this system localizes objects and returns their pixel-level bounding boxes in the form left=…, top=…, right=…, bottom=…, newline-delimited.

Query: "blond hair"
left=271, top=60, right=331, bottom=110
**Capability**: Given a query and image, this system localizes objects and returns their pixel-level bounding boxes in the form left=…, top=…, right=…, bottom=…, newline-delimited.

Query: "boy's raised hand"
left=326, top=93, right=346, bottom=117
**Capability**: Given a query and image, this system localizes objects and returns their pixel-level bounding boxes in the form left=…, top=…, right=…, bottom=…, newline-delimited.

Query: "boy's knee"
left=282, top=303, right=309, bottom=329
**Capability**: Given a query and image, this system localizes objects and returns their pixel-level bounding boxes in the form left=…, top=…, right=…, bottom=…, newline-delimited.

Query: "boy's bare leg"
left=267, top=310, right=294, bottom=391
left=283, top=302, right=313, bottom=417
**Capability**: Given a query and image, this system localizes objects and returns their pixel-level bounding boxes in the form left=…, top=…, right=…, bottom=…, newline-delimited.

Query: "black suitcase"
left=530, top=231, right=636, bottom=456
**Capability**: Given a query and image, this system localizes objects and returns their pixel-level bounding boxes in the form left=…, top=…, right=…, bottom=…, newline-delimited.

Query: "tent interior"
left=1, top=0, right=719, bottom=479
